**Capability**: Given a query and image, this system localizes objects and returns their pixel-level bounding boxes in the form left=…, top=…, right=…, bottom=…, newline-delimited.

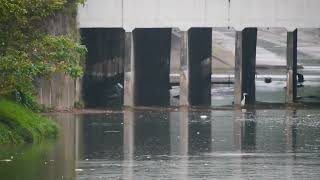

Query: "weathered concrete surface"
left=79, top=0, right=320, bottom=30
left=124, top=32, right=135, bottom=107
left=234, top=31, right=243, bottom=106
left=36, top=74, right=80, bottom=110
left=286, top=29, right=298, bottom=103
left=234, top=28, right=257, bottom=105
left=170, top=29, right=181, bottom=74
left=134, top=28, right=171, bottom=106
left=179, top=31, right=190, bottom=106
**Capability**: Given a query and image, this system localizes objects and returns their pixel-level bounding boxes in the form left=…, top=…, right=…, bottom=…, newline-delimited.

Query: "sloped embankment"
left=0, top=99, right=58, bottom=144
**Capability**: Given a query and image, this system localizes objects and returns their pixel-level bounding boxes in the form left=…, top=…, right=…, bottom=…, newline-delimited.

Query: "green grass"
left=0, top=99, right=58, bottom=144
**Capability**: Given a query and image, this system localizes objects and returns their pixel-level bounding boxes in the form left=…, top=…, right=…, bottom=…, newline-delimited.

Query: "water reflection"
left=170, top=108, right=188, bottom=156
left=122, top=111, right=134, bottom=180
left=0, top=114, right=78, bottom=180
left=48, top=114, right=78, bottom=180
left=170, top=108, right=189, bottom=180
left=1, top=108, right=320, bottom=179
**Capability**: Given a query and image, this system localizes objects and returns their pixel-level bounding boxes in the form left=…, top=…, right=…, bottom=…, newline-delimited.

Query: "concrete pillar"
left=179, top=28, right=212, bottom=106
left=124, top=32, right=135, bottom=107
left=134, top=28, right=171, bottom=106
left=170, top=28, right=181, bottom=74
left=286, top=29, right=298, bottom=103
left=234, top=28, right=257, bottom=105
left=81, top=28, right=125, bottom=107
left=179, top=31, right=190, bottom=106
left=189, top=28, right=212, bottom=106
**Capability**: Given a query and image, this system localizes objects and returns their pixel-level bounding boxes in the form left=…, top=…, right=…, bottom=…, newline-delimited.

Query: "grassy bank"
left=0, top=99, right=58, bottom=144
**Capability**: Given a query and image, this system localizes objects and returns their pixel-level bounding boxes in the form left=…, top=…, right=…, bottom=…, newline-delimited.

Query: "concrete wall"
left=36, top=74, right=80, bottom=110
left=79, top=0, right=320, bottom=30
left=36, top=4, right=81, bottom=110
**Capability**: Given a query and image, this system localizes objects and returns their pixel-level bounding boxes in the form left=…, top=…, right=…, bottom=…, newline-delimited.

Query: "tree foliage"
left=0, top=0, right=87, bottom=101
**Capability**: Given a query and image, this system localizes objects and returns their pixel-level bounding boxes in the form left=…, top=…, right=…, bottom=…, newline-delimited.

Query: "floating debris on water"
left=0, top=159, right=12, bottom=162
left=104, top=130, right=120, bottom=133
left=200, top=115, right=208, bottom=119
left=264, top=77, right=272, bottom=83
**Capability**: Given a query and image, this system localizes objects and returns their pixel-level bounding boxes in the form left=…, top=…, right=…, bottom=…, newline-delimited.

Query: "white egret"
left=241, top=93, right=248, bottom=107
left=117, top=83, right=123, bottom=89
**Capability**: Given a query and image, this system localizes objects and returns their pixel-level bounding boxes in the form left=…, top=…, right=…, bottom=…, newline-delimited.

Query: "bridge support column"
left=234, top=28, right=257, bottom=105
left=124, top=32, right=135, bottom=107
left=81, top=28, right=125, bottom=107
left=134, top=28, right=171, bottom=106
left=286, top=29, right=298, bottom=103
left=179, top=28, right=212, bottom=106
left=179, top=31, right=190, bottom=106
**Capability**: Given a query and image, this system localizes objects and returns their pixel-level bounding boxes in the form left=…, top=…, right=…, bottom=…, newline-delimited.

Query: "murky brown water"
left=1, top=108, right=320, bottom=180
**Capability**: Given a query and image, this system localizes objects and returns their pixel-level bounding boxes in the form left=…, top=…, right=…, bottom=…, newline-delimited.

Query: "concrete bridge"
left=78, top=0, right=320, bottom=107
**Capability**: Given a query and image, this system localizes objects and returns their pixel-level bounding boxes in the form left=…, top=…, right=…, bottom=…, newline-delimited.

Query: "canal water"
left=1, top=108, right=320, bottom=180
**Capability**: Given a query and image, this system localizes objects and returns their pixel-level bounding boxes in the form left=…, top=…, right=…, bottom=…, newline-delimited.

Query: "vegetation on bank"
left=0, top=0, right=87, bottom=144
left=0, top=99, right=58, bottom=144
left=0, top=0, right=86, bottom=97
